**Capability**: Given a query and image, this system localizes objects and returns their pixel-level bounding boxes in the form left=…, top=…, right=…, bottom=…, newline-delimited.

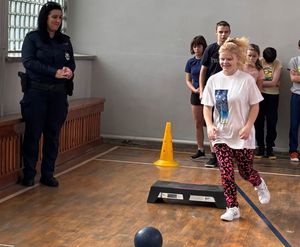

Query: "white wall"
left=68, top=0, right=300, bottom=151
left=2, top=0, right=300, bottom=151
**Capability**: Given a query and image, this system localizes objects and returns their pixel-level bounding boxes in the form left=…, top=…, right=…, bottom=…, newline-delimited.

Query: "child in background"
left=185, top=35, right=208, bottom=159
left=243, top=44, right=264, bottom=91
left=254, top=47, right=282, bottom=159
left=199, top=20, right=231, bottom=167
left=288, top=40, right=300, bottom=162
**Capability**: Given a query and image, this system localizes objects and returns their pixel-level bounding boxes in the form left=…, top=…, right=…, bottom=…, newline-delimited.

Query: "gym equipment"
left=147, top=180, right=226, bottom=209
left=134, top=226, right=163, bottom=247
left=153, top=122, right=178, bottom=167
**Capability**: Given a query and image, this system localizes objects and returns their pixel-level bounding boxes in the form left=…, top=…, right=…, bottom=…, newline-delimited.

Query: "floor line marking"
left=96, top=156, right=293, bottom=246
left=113, top=146, right=294, bottom=160
left=95, top=158, right=300, bottom=178
left=0, top=185, right=40, bottom=204
left=112, top=145, right=210, bottom=154
left=237, top=185, right=292, bottom=247
left=55, top=146, right=119, bottom=177
left=0, top=146, right=119, bottom=205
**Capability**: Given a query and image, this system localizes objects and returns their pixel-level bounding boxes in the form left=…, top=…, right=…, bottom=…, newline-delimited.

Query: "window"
left=8, top=0, right=66, bottom=52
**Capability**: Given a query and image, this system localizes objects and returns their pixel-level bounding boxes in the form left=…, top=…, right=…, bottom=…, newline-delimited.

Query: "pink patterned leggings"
left=214, top=143, right=262, bottom=208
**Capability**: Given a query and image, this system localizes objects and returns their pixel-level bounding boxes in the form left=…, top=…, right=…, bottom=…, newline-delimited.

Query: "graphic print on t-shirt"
left=263, top=66, right=273, bottom=81
left=215, top=89, right=229, bottom=124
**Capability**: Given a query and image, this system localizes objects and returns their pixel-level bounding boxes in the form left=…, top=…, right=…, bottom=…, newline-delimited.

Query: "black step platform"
left=147, top=180, right=226, bottom=209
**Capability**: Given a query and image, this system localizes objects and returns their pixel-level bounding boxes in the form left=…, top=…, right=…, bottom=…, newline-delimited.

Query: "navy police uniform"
left=20, top=30, right=75, bottom=181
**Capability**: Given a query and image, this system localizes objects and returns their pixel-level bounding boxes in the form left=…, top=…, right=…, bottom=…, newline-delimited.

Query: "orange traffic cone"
left=154, top=122, right=179, bottom=167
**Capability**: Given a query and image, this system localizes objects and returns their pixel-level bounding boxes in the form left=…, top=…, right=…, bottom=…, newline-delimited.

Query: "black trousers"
left=254, top=93, right=279, bottom=152
left=20, top=89, right=68, bottom=179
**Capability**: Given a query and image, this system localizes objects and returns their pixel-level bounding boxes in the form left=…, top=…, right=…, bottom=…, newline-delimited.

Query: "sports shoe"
left=254, top=147, right=265, bottom=159
left=266, top=152, right=277, bottom=160
left=265, top=147, right=276, bottom=160
left=254, top=150, right=264, bottom=159
left=290, top=152, right=299, bottom=162
left=205, top=156, right=218, bottom=167
left=191, top=149, right=205, bottom=160
left=220, top=207, right=240, bottom=221
left=255, top=178, right=270, bottom=204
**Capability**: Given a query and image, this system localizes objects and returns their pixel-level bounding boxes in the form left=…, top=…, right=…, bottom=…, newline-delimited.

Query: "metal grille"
left=8, top=0, right=65, bottom=52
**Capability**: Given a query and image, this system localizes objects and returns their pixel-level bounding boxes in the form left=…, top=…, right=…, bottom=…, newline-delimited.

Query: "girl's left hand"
left=239, top=125, right=251, bottom=139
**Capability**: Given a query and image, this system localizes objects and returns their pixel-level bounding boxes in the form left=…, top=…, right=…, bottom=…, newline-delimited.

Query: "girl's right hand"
left=207, top=125, right=217, bottom=141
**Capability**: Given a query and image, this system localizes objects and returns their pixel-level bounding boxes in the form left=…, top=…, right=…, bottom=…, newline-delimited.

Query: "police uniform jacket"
left=21, top=30, right=76, bottom=85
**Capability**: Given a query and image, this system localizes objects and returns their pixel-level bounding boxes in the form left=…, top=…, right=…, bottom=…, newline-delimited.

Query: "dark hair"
left=298, top=40, right=300, bottom=48
left=248, top=44, right=263, bottom=70
left=216, top=21, right=230, bottom=30
left=263, top=47, right=277, bottom=63
left=190, top=35, right=207, bottom=54
left=38, top=2, right=64, bottom=41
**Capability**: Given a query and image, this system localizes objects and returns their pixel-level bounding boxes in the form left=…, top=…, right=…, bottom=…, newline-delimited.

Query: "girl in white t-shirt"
left=201, top=37, right=270, bottom=221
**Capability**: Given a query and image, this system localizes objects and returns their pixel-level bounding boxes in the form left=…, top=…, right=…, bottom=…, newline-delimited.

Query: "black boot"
left=21, top=177, right=35, bottom=187
left=40, top=176, right=59, bottom=187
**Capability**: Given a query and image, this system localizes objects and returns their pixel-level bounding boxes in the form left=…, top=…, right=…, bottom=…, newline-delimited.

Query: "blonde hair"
left=219, top=37, right=249, bottom=69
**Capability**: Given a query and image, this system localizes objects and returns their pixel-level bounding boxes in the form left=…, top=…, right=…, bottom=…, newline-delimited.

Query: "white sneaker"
left=220, top=207, right=240, bottom=221
left=255, top=178, right=270, bottom=204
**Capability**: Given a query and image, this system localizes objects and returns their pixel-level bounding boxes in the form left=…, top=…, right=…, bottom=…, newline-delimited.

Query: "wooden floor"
left=0, top=143, right=299, bottom=247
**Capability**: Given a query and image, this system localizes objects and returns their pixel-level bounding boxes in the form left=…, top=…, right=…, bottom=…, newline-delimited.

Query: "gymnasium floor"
left=0, top=143, right=299, bottom=247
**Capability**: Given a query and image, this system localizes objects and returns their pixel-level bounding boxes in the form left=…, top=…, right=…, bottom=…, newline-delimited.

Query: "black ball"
left=134, top=227, right=163, bottom=247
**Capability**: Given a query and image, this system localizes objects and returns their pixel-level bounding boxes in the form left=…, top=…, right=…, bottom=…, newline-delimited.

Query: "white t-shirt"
left=201, top=69, right=263, bottom=149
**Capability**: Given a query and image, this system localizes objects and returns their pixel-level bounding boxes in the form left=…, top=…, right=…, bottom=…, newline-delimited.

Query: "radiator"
left=0, top=98, right=105, bottom=188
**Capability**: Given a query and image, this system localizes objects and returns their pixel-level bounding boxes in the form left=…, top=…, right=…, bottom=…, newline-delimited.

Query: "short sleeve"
left=288, top=57, right=297, bottom=71
left=274, top=59, right=282, bottom=70
left=248, top=77, right=263, bottom=105
left=201, top=78, right=214, bottom=106
left=185, top=59, right=191, bottom=73
left=201, top=47, right=210, bottom=67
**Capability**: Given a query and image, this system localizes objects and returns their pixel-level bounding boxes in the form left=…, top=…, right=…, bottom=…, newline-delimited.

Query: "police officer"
left=20, top=2, right=75, bottom=187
